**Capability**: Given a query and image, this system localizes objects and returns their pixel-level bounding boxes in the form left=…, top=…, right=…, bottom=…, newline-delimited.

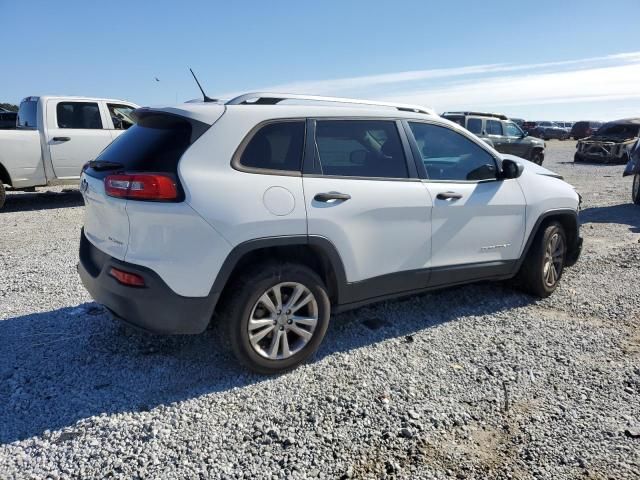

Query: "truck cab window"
left=57, top=102, right=103, bottom=129
left=107, top=104, right=136, bottom=130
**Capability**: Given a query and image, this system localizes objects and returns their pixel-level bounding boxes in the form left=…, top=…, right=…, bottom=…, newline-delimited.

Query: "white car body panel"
left=303, top=177, right=432, bottom=282
left=424, top=179, right=526, bottom=267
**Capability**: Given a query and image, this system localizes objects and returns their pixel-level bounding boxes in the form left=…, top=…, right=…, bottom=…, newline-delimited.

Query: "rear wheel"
left=538, top=131, right=546, bottom=140
left=515, top=221, right=566, bottom=298
left=633, top=173, right=640, bottom=205
left=574, top=153, right=583, bottom=163
left=0, top=183, right=5, bottom=210
left=222, top=263, right=331, bottom=374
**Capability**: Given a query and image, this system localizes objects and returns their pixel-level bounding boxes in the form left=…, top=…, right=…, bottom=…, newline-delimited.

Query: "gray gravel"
left=1, top=141, right=639, bottom=479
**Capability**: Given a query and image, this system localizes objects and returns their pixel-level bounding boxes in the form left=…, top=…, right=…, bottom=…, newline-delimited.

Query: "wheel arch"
left=0, top=162, right=12, bottom=187
left=517, top=209, right=580, bottom=270
left=212, top=236, right=347, bottom=310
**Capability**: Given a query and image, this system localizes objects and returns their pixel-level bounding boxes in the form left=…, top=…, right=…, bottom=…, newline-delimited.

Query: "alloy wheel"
left=542, top=232, right=565, bottom=288
left=247, top=282, right=319, bottom=360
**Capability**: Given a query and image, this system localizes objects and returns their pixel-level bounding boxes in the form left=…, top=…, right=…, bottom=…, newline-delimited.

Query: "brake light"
left=104, top=174, right=178, bottom=201
left=109, top=267, right=146, bottom=287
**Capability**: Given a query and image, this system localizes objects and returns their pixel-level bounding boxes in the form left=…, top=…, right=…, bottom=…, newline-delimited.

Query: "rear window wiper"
left=87, top=160, right=125, bottom=171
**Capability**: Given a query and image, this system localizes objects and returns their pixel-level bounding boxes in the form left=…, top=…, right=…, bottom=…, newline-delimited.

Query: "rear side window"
left=466, top=118, right=482, bottom=134
left=315, top=120, right=408, bottom=178
left=93, top=113, right=193, bottom=174
left=17, top=100, right=38, bottom=129
left=239, top=121, right=305, bottom=172
left=486, top=120, right=503, bottom=135
left=57, top=102, right=103, bottom=129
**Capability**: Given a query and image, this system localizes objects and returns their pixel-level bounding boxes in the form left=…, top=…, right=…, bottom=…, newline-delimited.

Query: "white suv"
left=78, top=93, right=582, bottom=373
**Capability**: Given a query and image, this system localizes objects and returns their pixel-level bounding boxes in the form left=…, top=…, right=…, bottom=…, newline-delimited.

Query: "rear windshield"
left=17, top=100, right=38, bottom=129
left=93, top=113, right=193, bottom=174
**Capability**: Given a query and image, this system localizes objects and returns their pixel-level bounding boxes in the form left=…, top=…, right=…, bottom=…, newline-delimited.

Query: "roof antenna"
left=189, top=68, right=217, bottom=102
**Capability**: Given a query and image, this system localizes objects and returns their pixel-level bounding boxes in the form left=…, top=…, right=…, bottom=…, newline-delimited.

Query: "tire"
left=538, top=131, right=546, bottom=140
left=574, top=153, right=583, bottom=163
left=515, top=221, right=567, bottom=298
left=221, top=262, right=331, bottom=374
left=0, top=182, right=5, bottom=210
left=530, top=149, right=544, bottom=165
left=633, top=173, right=640, bottom=205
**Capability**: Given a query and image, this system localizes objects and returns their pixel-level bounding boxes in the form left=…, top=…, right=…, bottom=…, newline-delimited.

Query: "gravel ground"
left=1, top=141, right=639, bottom=479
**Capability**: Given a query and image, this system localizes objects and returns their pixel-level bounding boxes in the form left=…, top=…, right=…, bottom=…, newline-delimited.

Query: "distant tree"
left=0, top=103, right=19, bottom=112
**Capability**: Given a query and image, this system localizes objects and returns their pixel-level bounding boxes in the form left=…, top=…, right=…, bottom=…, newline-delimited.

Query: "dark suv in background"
left=570, top=121, right=603, bottom=140
left=442, top=111, right=546, bottom=165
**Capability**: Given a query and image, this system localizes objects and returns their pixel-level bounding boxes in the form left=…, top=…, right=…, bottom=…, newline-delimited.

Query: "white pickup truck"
left=0, top=96, right=138, bottom=209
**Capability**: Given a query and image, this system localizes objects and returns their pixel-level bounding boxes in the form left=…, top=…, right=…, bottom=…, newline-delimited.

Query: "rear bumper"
left=78, top=229, right=216, bottom=334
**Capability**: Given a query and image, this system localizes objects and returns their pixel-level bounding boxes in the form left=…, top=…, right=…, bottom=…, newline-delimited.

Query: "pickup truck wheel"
left=0, top=182, right=5, bottom=210
left=222, top=263, right=331, bottom=374
left=633, top=173, right=640, bottom=205
left=530, top=149, right=544, bottom=165
left=515, top=221, right=566, bottom=298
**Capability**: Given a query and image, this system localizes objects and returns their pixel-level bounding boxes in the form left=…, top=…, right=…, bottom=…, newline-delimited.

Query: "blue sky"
left=1, top=0, right=639, bottom=120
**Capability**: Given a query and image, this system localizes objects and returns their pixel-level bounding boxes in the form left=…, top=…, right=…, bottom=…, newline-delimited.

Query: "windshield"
left=595, top=122, right=640, bottom=138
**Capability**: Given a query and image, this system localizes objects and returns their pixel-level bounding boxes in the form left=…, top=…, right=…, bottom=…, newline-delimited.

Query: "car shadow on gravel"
left=2, top=189, right=83, bottom=213
left=580, top=204, right=640, bottom=233
left=0, top=284, right=535, bottom=444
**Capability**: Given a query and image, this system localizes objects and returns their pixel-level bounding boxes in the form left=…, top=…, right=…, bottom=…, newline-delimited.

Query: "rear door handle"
left=314, top=192, right=351, bottom=202
left=436, top=191, right=463, bottom=200
left=52, top=137, right=71, bottom=142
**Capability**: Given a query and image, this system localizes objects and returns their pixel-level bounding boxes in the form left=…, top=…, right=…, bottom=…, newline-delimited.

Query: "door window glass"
left=107, top=104, right=136, bottom=130
left=409, top=122, right=498, bottom=181
left=56, top=102, right=103, bottom=129
left=486, top=120, right=503, bottom=135
left=315, top=120, right=408, bottom=178
left=504, top=122, right=523, bottom=137
left=239, top=121, right=305, bottom=172
left=17, top=100, right=38, bottom=129
left=466, top=118, right=482, bottom=134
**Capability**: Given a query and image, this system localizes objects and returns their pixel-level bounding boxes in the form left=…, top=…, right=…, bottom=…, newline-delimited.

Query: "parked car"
left=510, top=118, right=525, bottom=128
left=555, top=121, right=574, bottom=131
left=575, top=118, right=640, bottom=164
left=530, top=122, right=570, bottom=140
left=441, top=111, right=545, bottom=164
left=570, top=121, right=603, bottom=140
left=0, top=108, right=17, bottom=130
left=78, top=92, right=583, bottom=373
left=0, top=96, right=138, bottom=209
left=623, top=139, right=640, bottom=204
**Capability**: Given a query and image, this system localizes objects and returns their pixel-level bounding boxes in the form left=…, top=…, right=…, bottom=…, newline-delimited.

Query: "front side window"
left=466, top=118, right=482, bottom=134
left=108, top=104, right=136, bottom=130
left=486, top=119, right=503, bottom=136
left=315, top=120, right=408, bottom=178
left=409, top=122, right=498, bottom=181
left=504, top=122, right=522, bottom=137
left=57, top=102, right=102, bottom=129
left=239, top=121, right=305, bottom=172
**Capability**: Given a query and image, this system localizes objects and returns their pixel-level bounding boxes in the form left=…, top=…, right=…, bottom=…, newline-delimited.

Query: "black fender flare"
left=209, top=235, right=348, bottom=304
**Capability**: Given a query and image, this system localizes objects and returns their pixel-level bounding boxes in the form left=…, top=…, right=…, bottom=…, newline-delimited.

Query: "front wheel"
left=633, top=173, right=640, bottom=205
left=0, top=182, right=5, bottom=210
left=222, top=263, right=331, bottom=374
left=574, top=152, right=583, bottom=163
left=530, top=149, right=544, bottom=165
left=515, top=221, right=567, bottom=298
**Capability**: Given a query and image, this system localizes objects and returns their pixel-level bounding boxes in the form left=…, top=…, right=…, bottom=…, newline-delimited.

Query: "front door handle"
left=52, top=137, right=71, bottom=142
left=314, top=192, right=351, bottom=202
left=436, top=191, right=463, bottom=200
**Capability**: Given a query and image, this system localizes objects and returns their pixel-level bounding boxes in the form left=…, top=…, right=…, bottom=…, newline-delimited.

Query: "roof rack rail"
left=226, top=92, right=434, bottom=115
left=441, top=111, right=508, bottom=120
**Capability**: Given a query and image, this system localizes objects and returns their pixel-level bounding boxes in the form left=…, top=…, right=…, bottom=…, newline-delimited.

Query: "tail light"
left=104, top=173, right=178, bottom=201
left=109, top=267, right=146, bottom=287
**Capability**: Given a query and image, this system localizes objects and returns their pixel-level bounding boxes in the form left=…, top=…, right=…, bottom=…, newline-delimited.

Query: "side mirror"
left=522, top=131, right=528, bottom=137
left=501, top=158, right=524, bottom=179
